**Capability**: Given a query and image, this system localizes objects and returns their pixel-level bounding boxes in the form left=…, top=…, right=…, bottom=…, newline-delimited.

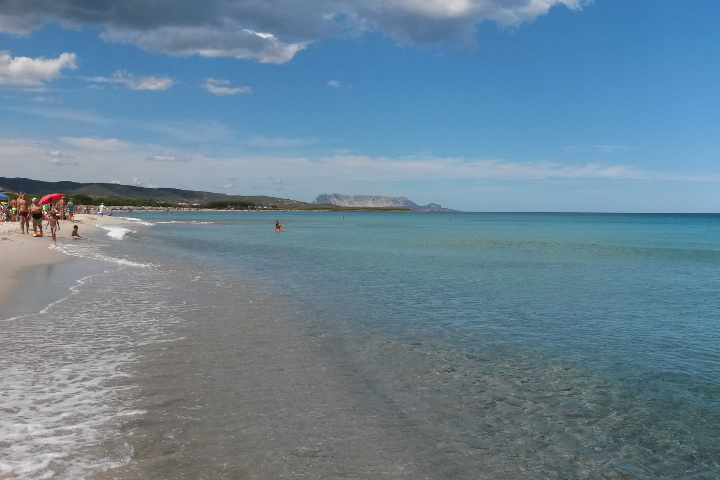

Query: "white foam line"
left=116, top=409, right=147, bottom=417
left=119, top=216, right=154, bottom=226
left=37, top=273, right=103, bottom=316
left=2, top=256, right=113, bottom=323
left=50, top=242, right=154, bottom=269
left=154, top=220, right=215, bottom=224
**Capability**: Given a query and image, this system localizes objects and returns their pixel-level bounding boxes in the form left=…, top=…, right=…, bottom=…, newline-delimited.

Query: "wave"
left=97, top=224, right=135, bottom=239
left=0, top=265, right=184, bottom=479
left=51, top=241, right=153, bottom=268
left=153, top=220, right=216, bottom=224
left=120, top=216, right=155, bottom=226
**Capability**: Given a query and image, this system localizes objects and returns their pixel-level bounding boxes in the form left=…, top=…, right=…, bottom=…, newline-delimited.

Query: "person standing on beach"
left=67, top=200, right=74, bottom=221
left=56, top=197, right=65, bottom=221
left=46, top=210, right=60, bottom=242
left=30, top=199, right=44, bottom=236
left=17, top=193, right=29, bottom=234
left=98, top=203, right=105, bottom=216
left=9, top=197, right=17, bottom=222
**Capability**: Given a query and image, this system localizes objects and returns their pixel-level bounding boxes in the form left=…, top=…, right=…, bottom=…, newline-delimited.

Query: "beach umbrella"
left=39, top=193, right=64, bottom=205
left=0, top=192, right=8, bottom=199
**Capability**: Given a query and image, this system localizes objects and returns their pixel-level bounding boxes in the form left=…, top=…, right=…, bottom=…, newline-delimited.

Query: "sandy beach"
left=0, top=214, right=115, bottom=312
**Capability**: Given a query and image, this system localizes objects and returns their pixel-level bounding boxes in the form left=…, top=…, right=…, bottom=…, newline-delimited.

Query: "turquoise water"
left=148, top=212, right=720, bottom=379
left=2, top=212, right=719, bottom=478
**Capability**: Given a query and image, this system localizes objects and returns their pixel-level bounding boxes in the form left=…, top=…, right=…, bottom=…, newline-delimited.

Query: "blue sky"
left=1, top=0, right=718, bottom=212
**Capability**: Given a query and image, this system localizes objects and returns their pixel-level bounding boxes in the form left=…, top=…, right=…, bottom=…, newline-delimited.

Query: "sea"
left=1, top=211, right=719, bottom=479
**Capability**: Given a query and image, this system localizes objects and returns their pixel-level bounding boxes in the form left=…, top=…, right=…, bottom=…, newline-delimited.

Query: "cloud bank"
left=0, top=1, right=588, bottom=63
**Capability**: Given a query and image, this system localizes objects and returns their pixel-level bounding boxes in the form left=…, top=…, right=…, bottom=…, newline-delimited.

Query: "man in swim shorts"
left=17, top=193, right=29, bottom=234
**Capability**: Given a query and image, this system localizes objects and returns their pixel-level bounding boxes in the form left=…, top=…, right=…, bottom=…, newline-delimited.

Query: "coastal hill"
left=315, top=193, right=453, bottom=212
left=0, top=177, right=315, bottom=209
left=0, top=177, right=453, bottom=211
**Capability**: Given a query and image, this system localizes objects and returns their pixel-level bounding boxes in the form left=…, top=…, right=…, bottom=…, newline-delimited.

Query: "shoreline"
left=0, top=214, right=122, bottom=318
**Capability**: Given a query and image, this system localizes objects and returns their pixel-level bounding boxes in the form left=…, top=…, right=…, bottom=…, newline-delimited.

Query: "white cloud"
left=130, top=75, right=173, bottom=91
left=88, top=70, right=173, bottom=91
left=127, top=177, right=157, bottom=188
left=46, top=149, right=78, bottom=166
left=145, top=153, right=192, bottom=162
left=202, top=78, right=252, bottom=96
left=102, top=24, right=307, bottom=64
left=564, top=145, right=627, bottom=154
left=59, top=136, right=129, bottom=150
left=138, top=119, right=232, bottom=142
left=327, top=80, right=352, bottom=88
left=47, top=150, right=70, bottom=158
left=49, top=157, right=79, bottom=166
left=32, top=95, right=63, bottom=104
left=243, top=135, right=315, bottom=149
left=0, top=50, right=77, bottom=88
left=0, top=1, right=589, bottom=64
left=270, top=177, right=290, bottom=186
left=8, top=106, right=109, bottom=124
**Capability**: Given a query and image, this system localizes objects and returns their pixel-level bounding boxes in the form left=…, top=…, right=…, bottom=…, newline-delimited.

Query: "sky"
left=1, top=0, right=719, bottom=212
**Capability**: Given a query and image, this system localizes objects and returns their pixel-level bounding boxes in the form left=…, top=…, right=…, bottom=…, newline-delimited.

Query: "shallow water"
left=2, top=212, right=719, bottom=478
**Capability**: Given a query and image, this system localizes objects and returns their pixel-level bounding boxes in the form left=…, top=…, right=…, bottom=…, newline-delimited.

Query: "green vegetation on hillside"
left=204, top=200, right=256, bottom=210
left=0, top=177, right=416, bottom=211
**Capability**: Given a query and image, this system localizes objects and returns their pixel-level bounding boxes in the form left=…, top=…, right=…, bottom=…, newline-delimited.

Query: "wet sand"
left=0, top=214, right=114, bottom=315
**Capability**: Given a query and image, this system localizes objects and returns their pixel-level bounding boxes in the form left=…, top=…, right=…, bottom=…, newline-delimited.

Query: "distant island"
left=315, top=193, right=454, bottom=212
left=0, top=177, right=453, bottom=212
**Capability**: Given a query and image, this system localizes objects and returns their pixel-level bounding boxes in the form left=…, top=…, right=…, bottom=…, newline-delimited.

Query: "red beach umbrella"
left=39, top=193, right=64, bottom=205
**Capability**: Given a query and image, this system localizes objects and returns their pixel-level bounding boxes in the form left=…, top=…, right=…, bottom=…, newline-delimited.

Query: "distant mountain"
left=314, top=193, right=453, bottom=212
left=0, top=177, right=311, bottom=208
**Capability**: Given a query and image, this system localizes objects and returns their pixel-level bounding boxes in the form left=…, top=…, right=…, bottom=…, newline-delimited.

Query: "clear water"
left=2, top=212, right=719, bottom=478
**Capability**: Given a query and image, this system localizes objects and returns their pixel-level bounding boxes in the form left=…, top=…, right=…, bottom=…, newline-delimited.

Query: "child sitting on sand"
left=71, top=224, right=91, bottom=240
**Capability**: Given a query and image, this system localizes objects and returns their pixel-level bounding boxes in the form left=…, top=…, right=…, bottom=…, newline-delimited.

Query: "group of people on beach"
left=1, top=193, right=90, bottom=242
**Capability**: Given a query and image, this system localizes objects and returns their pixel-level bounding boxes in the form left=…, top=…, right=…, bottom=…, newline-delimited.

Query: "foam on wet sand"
left=0, top=214, right=121, bottom=313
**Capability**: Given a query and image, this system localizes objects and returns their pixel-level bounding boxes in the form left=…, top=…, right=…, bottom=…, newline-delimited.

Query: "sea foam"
left=0, top=265, right=186, bottom=479
left=121, top=216, right=155, bottom=226
left=51, top=242, right=153, bottom=268
left=98, top=224, right=134, bottom=239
